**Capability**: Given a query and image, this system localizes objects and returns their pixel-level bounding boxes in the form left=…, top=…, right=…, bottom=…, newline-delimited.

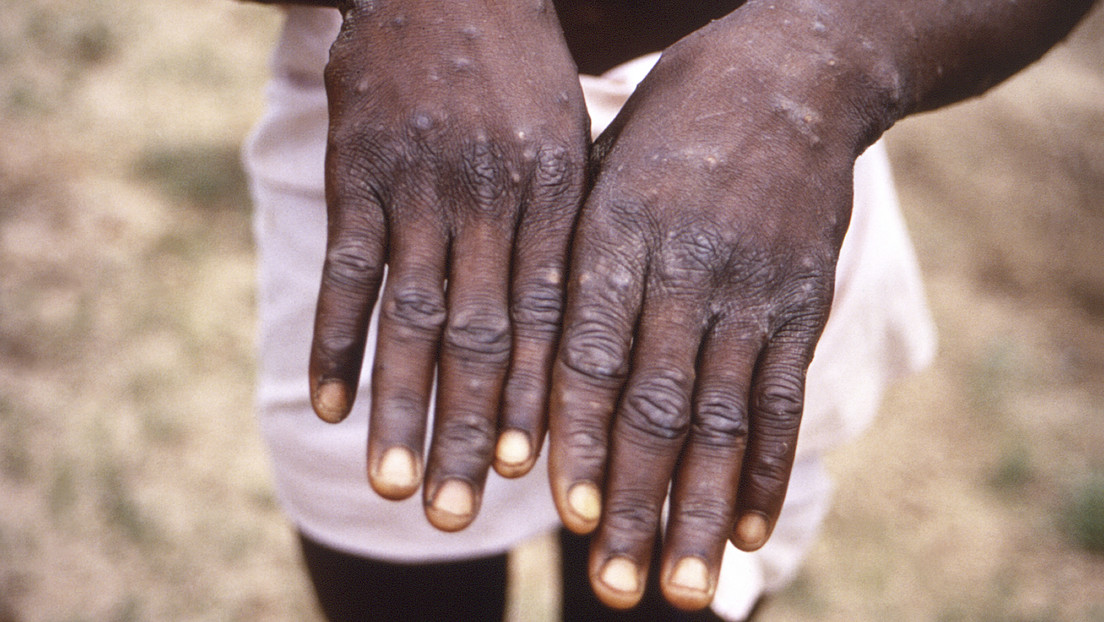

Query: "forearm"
left=844, top=0, right=1096, bottom=116
left=683, top=0, right=1096, bottom=150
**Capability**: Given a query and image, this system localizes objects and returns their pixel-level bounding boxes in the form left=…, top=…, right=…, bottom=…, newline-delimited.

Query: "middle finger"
left=423, top=219, right=514, bottom=532
left=589, top=293, right=708, bottom=610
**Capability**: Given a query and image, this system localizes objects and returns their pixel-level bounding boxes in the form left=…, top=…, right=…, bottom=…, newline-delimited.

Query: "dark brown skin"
left=247, top=0, right=1097, bottom=610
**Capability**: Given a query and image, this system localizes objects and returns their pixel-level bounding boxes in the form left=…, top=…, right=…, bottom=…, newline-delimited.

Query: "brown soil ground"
left=1, top=1, right=1102, bottom=621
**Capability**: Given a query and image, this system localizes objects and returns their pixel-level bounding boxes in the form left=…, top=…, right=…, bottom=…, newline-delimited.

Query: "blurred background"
left=0, top=1, right=1101, bottom=620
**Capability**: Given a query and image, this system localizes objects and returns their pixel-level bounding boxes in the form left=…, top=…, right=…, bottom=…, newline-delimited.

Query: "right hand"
left=309, top=0, right=589, bottom=532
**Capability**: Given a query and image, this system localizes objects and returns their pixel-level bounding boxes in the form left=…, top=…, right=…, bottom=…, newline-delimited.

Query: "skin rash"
left=246, top=0, right=1097, bottom=611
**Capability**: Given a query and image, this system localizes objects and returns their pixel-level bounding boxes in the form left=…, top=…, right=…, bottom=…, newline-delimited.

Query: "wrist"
left=670, top=0, right=908, bottom=153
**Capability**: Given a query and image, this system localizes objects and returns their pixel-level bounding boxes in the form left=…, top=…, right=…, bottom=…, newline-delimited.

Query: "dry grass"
left=1, top=1, right=1102, bottom=620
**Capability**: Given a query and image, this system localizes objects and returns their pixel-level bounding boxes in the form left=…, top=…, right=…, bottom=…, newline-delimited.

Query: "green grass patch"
left=1062, top=475, right=1104, bottom=554
left=987, top=442, right=1035, bottom=493
left=134, top=143, right=249, bottom=210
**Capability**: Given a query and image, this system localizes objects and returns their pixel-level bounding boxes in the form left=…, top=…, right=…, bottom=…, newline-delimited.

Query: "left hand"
left=547, top=3, right=892, bottom=610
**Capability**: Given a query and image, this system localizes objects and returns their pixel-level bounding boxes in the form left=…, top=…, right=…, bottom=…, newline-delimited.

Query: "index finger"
left=548, top=219, right=646, bottom=534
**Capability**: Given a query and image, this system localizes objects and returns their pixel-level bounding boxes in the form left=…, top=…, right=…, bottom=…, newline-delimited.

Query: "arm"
left=548, top=0, right=1097, bottom=610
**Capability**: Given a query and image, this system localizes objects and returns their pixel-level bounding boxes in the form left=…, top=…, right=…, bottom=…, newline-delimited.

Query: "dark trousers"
left=298, top=529, right=726, bottom=622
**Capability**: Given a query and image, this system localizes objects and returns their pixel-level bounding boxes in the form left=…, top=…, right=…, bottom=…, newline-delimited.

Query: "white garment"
left=244, top=6, right=935, bottom=618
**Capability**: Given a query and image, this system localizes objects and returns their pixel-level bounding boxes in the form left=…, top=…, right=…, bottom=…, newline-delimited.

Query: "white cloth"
left=244, top=6, right=936, bottom=617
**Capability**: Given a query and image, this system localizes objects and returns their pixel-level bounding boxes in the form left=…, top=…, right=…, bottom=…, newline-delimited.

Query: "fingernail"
left=599, top=557, right=640, bottom=594
left=495, top=430, right=531, bottom=467
left=428, top=479, right=475, bottom=531
left=372, top=446, right=419, bottom=497
left=567, top=482, right=601, bottom=523
left=314, top=382, right=348, bottom=423
left=669, top=557, right=710, bottom=593
left=735, top=512, right=770, bottom=550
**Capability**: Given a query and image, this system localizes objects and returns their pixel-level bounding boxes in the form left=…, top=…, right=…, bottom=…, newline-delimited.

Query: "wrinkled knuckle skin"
left=443, top=309, right=511, bottom=365
left=330, top=138, right=396, bottom=187
left=535, top=145, right=572, bottom=187
left=672, top=496, right=734, bottom=535
left=529, top=143, right=583, bottom=206
left=434, top=411, right=496, bottom=466
left=559, top=416, right=610, bottom=465
left=604, top=490, right=663, bottom=537
left=779, top=270, right=833, bottom=317
left=512, top=278, right=564, bottom=337
left=326, top=130, right=401, bottom=210
left=323, top=240, right=385, bottom=295
left=458, top=139, right=512, bottom=216
left=502, top=367, right=544, bottom=404
left=374, top=387, right=424, bottom=420
left=315, top=329, right=365, bottom=370
left=559, top=328, right=629, bottom=385
left=655, top=229, right=730, bottom=290
left=753, top=372, right=805, bottom=427
left=621, top=371, right=691, bottom=441
left=693, top=386, right=750, bottom=444
left=742, top=458, right=792, bottom=504
left=382, top=283, right=447, bottom=334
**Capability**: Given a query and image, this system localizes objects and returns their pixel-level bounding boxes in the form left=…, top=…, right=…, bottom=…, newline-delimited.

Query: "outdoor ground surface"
left=1, top=1, right=1102, bottom=620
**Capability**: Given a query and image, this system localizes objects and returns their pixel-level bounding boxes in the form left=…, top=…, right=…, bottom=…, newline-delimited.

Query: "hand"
left=309, top=0, right=588, bottom=531
left=547, top=4, right=889, bottom=609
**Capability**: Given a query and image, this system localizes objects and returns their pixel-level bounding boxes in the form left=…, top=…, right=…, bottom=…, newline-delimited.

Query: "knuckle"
left=535, top=144, right=571, bottom=187
left=674, top=496, right=734, bottom=531
left=315, top=330, right=363, bottom=361
left=753, top=372, right=806, bottom=425
left=565, top=428, right=609, bottom=461
left=604, top=489, right=662, bottom=535
left=660, top=230, right=727, bottom=282
left=502, top=367, right=543, bottom=403
left=530, top=143, right=581, bottom=203
left=382, top=282, right=447, bottom=333
left=374, top=385, right=424, bottom=417
left=512, top=277, right=564, bottom=334
left=780, top=266, right=834, bottom=310
left=328, top=136, right=398, bottom=194
left=562, top=420, right=609, bottom=464
left=621, top=370, right=692, bottom=441
left=693, top=386, right=750, bottom=442
left=559, top=324, right=629, bottom=383
left=443, top=308, right=511, bottom=364
left=742, top=458, right=791, bottom=501
left=324, top=239, right=384, bottom=293
left=435, top=412, right=495, bottom=459
left=459, top=138, right=512, bottom=213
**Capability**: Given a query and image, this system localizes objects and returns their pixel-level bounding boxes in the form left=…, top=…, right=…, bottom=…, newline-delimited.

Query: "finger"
left=366, top=215, right=449, bottom=501
left=423, top=221, right=513, bottom=532
left=548, top=221, right=645, bottom=535
left=496, top=144, right=585, bottom=478
left=588, top=295, right=706, bottom=610
left=732, top=321, right=820, bottom=551
left=309, top=184, right=387, bottom=424
left=660, top=326, right=762, bottom=610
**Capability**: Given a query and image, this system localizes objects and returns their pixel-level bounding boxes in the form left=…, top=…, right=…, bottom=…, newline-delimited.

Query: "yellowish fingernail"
left=567, top=482, right=601, bottom=523
left=735, top=512, right=770, bottom=550
left=495, top=430, right=531, bottom=467
left=599, top=557, right=640, bottom=594
left=374, top=446, right=419, bottom=495
left=314, top=382, right=348, bottom=423
left=432, top=479, right=474, bottom=518
left=669, top=557, right=710, bottom=593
